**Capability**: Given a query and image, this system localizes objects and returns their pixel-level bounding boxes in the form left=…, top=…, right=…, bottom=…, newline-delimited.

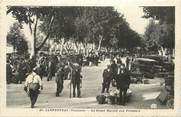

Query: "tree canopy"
left=143, top=7, right=175, bottom=52
left=39, top=7, right=142, bottom=49
left=7, top=6, right=142, bottom=55
left=7, top=22, right=28, bottom=54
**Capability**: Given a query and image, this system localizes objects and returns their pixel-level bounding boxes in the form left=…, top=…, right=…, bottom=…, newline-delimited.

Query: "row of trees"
left=7, top=6, right=142, bottom=57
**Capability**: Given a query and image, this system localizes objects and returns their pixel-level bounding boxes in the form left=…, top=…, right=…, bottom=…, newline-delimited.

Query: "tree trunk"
left=83, top=42, right=88, bottom=56
left=29, top=15, right=55, bottom=58
left=36, top=16, right=54, bottom=52
left=97, top=35, right=103, bottom=52
left=30, top=33, right=34, bottom=59
left=59, top=38, right=65, bottom=55
left=74, top=42, right=79, bottom=53
left=34, top=16, right=39, bottom=55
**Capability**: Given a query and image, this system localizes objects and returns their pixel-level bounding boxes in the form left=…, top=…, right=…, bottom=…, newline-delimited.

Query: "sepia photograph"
left=1, top=0, right=181, bottom=117
left=5, top=5, right=175, bottom=109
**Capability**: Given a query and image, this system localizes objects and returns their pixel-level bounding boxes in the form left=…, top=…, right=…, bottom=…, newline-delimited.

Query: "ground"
left=7, top=59, right=168, bottom=109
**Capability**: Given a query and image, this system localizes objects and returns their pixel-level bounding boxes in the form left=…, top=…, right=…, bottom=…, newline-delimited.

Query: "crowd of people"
left=6, top=50, right=111, bottom=108
left=6, top=48, right=175, bottom=108
left=6, top=51, right=135, bottom=108
left=6, top=53, right=82, bottom=82
left=6, top=51, right=111, bottom=85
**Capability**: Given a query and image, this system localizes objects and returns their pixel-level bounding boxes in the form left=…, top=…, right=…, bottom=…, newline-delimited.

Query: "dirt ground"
left=6, top=59, right=168, bottom=109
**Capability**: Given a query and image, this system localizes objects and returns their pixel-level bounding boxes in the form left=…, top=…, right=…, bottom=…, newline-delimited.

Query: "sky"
left=114, top=5, right=150, bottom=34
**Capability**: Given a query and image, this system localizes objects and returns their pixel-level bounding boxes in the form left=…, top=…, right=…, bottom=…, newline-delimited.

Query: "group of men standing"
left=102, top=58, right=131, bottom=105
left=55, top=62, right=83, bottom=98
left=21, top=53, right=83, bottom=108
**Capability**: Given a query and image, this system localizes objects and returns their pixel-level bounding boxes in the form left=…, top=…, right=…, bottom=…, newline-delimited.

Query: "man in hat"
left=102, top=65, right=112, bottom=93
left=116, top=65, right=131, bottom=105
left=24, top=68, right=43, bottom=108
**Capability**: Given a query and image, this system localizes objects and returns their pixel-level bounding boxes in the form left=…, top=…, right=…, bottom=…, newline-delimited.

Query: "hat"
left=33, top=66, right=39, bottom=72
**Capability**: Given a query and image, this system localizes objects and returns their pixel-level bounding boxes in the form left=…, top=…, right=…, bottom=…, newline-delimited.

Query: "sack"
left=107, top=96, right=116, bottom=105
left=96, top=95, right=106, bottom=104
left=28, top=83, right=40, bottom=91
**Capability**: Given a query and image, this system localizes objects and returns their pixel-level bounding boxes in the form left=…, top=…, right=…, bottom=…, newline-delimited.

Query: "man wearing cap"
left=24, top=68, right=43, bottom=108
left=116, top=64, right=131, bottom=105
left=102, top=65, right=112, bottom=93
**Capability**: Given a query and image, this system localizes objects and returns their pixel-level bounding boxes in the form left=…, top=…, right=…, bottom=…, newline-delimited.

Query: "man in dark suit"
left=110, top=60, right=117, bottom=80
left=117, top=67, right=131, bottom=105
left=71, top=67, right=82, bottom=97
left=47, top=54, right=59, bottom=81
left=116, top=65, right=131, bottom=105
left=102, top=65, right=112, bottom=93
left=55, top=66, right=64, bottom=97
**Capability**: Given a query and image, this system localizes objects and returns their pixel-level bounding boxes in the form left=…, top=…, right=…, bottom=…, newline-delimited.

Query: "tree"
left=143, top=7, right=175, bottom=55
left=112, top=18, right=142, bottom=50
left=7, top=6, right=55, bottom=57
left=39, top=7, right=80, bottom=54
left=39, top=7, right=78, bottom=40
left=144, top=20, right=160, bottom=51
left=39, top=7, right=129, bottom=54
left=7, top=22, right=28, bottom=54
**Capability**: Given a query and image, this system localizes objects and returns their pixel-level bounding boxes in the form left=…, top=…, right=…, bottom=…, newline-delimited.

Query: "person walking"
left=24, top=68, right=43, bottom=108
left=102, top=65, right=112, bottom=93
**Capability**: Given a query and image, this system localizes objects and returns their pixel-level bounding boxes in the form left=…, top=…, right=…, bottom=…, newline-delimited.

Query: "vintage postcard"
left=0, top=0, right=181, bottom=116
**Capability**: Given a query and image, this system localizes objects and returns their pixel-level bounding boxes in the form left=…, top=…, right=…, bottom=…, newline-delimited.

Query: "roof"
left=136, top=58, right=157, bottom=62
